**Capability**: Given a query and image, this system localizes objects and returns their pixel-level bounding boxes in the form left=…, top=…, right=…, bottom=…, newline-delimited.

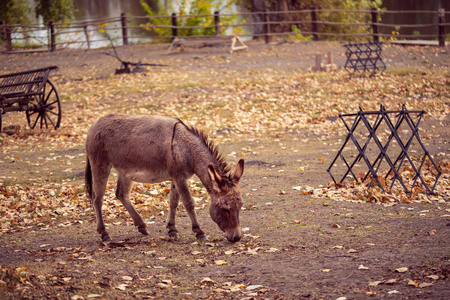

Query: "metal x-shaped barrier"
left=344, top=42, right=386, bottom=77
left=327, top=105, right=441, bottom=194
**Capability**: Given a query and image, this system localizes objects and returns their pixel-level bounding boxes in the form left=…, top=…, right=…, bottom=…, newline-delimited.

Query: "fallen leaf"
left=122, top=276, right=133, bottom=281
left=387, top=290, right=400, bottom=294
left=395, top=267, right=408, bottom=273
left=385, top=278, right=398, bottom=284
left=246, top=284, right=263, bottom=290
left=418, top=282, right=433, bottom=288
left=116, top=284, right=128, bottom=291
left=369, top=281, right=383, bottom=287
left=321, top=269, right=332, bottom=272
left=230, top=284, right=245, bottom=292
left=265, top=247, right=279, bottom=253
left=215, top=260, right=228, bottom=266
left=426, top=275, right=439, bottom=280
left=408, top=279, right=419, bottom=287
left=201, top=277, right=215, bottom=284
left=246, top=248, right=259, bottom=255
left=358, top=265, right=369, bottom=270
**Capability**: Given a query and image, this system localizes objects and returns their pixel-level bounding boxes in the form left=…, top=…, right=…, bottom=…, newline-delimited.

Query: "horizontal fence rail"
left=1, top=8, right=448, bottom=52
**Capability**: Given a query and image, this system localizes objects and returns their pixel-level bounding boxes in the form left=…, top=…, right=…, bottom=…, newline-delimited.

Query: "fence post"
left=1, top=22, right=12, bottom=51
left=171, top=13, right=178, bottom=40
left=438, top=8, right=445, bottom=47
left=49, top=20, right=55, bottom=51
left=371, top=8, right=379, bottom=42
left=214, top=11, right=220, bottom=36
left=311, top=7, right=318, bottom=41
left=121, top=13, right=128, bottom=45
left=264, top=9, right=270, bottom=44
left=84, top=25, right=90, bottom=49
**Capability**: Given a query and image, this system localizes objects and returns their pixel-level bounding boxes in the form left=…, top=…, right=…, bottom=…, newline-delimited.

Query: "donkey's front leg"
left=166, top=183, right=180, bottom=239
left=174, top=179, right=206, bottom=240
left=116, top=174, right=148, bottom=236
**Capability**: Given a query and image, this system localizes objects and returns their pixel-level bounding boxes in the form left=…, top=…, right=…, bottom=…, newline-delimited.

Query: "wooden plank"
left=168, top=35, right=247, bottom=54
left=390, top=40, right=449, bottom=47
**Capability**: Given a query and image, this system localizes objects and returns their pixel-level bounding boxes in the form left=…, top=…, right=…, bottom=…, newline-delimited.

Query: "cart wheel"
left=26, top=79, right=62, bottom=130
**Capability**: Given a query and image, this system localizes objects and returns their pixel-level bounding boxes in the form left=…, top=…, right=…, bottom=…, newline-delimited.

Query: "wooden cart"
left=0, top=66, right=61, bottom=132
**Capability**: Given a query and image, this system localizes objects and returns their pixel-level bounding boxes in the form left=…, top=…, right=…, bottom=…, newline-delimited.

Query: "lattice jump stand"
left=327, top=105, right=441, bottom=194
left=344, top=42, right=386, bottom=78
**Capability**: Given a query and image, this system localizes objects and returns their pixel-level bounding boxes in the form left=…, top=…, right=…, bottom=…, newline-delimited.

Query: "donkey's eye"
left=223, top=209, right=230, bottom=214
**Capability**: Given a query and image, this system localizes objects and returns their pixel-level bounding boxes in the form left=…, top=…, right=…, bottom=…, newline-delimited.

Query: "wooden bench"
left=167, top=35, right=247, bottom=54
left=344, top=42, right=386, bottom=77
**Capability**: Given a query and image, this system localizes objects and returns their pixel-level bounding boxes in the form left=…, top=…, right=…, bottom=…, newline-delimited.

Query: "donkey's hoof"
left=196, top=233, right=207, bottom=241
left=168, top=231, right=178, bottom=240
left=138, top=227, right=149, bottom=236
left=102, top=235, right=111, bottom=242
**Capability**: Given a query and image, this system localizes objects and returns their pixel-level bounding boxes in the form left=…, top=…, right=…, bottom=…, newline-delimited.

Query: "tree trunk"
left=247, top=0, right=304, bottom=38
left=250, top=0, right=267, bottom=38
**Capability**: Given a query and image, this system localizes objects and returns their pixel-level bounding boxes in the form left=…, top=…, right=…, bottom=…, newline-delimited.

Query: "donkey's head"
left=207, top=159, right=245, bottom=242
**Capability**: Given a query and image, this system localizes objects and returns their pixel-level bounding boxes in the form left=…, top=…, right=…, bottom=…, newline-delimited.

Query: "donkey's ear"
left=207, top=163, right=223, bottom=193
left=232, top=159, right=245, bottom=182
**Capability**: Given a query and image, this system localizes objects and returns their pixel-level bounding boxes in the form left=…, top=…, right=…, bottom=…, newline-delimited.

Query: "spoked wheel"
left=26, top=79, right=61, bottom=129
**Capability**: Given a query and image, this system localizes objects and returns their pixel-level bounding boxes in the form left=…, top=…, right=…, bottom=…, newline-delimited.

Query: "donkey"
left=85, top=114, right=245, bottom=243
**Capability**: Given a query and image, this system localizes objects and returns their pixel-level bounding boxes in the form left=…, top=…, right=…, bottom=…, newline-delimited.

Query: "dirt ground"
left=0, top=40, right=449, bottom=299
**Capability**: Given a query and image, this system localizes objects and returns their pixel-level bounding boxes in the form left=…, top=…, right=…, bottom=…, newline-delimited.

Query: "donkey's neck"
left=184, top=134, right=223, bottom=194
left=192, top=150, right=219, bottom=194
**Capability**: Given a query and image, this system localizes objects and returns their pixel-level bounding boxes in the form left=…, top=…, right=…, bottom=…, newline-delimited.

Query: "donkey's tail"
left=85, top=157, right=93, bottom=201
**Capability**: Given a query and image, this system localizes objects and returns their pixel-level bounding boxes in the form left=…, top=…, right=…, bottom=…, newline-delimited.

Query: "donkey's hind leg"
left=166, top=183, right=180, bottom=239
left=116, top=174, right=148, bottom=236
left=91, top=164, right=112, bottom=242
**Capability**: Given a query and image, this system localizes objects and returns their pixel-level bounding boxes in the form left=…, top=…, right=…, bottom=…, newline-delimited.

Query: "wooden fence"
left=1, top=8, right=448, bottom=52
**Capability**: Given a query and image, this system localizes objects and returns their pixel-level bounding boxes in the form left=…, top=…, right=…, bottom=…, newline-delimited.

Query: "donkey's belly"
left=119, top=169, right=171, bottom=183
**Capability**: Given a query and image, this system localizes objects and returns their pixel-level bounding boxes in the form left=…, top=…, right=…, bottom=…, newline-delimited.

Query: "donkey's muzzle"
left=225, top=227, right=242, bottom=243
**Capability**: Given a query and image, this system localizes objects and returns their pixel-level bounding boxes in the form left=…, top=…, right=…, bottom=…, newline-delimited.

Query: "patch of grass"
left=386, top=68, right=426, bottom=76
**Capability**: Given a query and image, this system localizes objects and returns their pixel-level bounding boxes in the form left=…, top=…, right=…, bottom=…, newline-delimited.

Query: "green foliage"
left=291, top=25, right=313, bottom=41
left=0, top=0, right=74, bottom=25
left=35, top=0, right=74, bottom=23
left=310, top=0, right=384, bottom=41
left=0, top=0, right=32, bottom=24
left=140, top=0, right=241, bottom=41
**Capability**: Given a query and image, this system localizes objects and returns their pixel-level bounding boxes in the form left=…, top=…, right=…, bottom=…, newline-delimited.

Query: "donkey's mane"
left=184, top=124, right=232, bottom=178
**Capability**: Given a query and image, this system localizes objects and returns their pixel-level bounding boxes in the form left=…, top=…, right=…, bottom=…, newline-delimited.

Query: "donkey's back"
left=85, top=114, right=181, bottom=184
